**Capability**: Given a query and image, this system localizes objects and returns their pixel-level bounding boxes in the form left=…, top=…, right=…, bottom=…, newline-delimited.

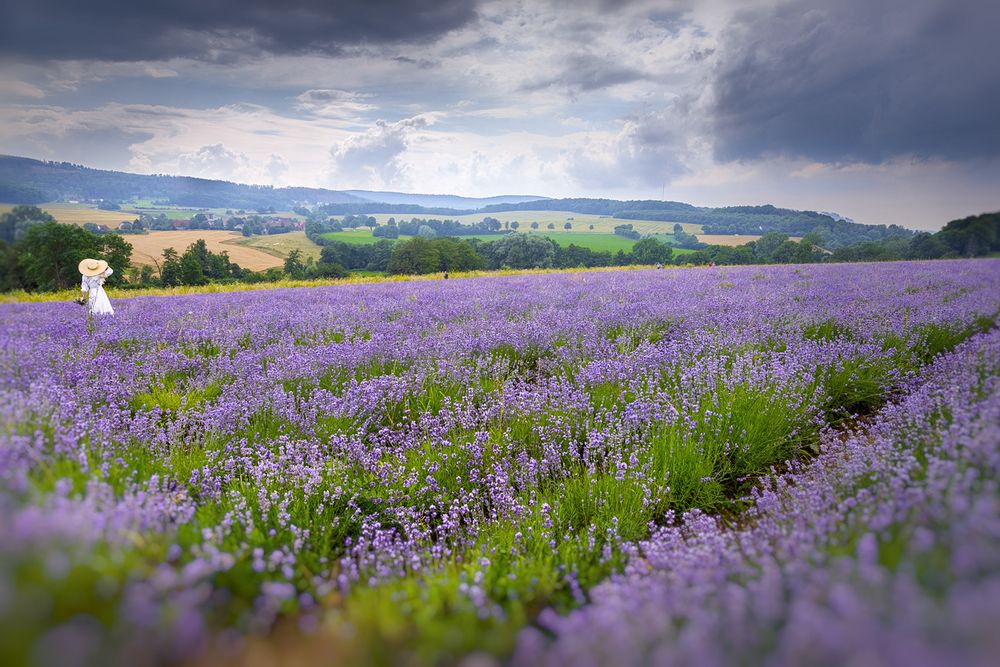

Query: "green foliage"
left=387, top=237, right=482, bottom=275
left=179, top=252, right=207, bottom=285
left=479, top=233, right=557, bottom=270
left=318, top=239, right=394, bottom=271
left=159, top=247, right=181, bottom=287
left=156, top=239, right=244, bottom=287
left=96, top=234, right=132, bottom=287
left=670, top=223, right=704, bottom=249
left=826, top=212, right=998, bottom=262
left=0, top=204, right=57, bottom=243
left=630, top=237, right=673, bottom=265
left=0, top=242, right=22, bottom=291
left=387, top=236, right=442, bottom=274
left=17, top=221, right=133, bottom=291
left=936, top=212, right=999, bottom=257
left=613, top=223, right=640, bottom=240
left=0, top=207, right=134, bottom=292
left=283, top=248, right=305, bottom=279
left=553, top=243, right=613, bottom=268
left=309, top=260, right=349, bottom=279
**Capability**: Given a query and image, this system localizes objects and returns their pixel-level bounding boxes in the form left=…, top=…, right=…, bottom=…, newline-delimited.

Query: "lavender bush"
left=1, top=260, right=997, bottom=664
left=517, top=323, right=1000, bottom=667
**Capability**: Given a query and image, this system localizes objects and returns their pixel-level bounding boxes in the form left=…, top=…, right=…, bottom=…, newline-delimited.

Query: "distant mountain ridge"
left=343, top=190, right=547, bottom=209
left=0, top=155, right=542, bottom=212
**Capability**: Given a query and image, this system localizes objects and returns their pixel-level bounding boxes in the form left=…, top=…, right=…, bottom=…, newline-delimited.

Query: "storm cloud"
left=0, top=0, right=479, bottom=62
left=710, top=0, right=1000, bottom=163
left=521, top=52, right=647, bottom=95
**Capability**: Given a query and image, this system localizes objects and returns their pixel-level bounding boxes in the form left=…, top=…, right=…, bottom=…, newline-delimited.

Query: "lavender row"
left=0, top=260, right=998, bottom=662
left=517, top=324, right=1000, bottom=667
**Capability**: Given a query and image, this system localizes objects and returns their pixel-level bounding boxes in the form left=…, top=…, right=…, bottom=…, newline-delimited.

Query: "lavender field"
left=2, top=260, right=999, bottom=666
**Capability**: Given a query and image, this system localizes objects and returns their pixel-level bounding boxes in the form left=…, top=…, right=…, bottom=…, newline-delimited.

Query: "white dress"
left=81, top=268, right=114, bottom=316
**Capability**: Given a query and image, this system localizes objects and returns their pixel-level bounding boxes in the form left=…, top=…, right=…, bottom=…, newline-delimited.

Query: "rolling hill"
left=0, top=154, right=915, bottom=248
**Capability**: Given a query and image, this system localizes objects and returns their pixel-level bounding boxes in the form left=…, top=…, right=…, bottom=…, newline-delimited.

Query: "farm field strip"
left=3, top=202, right=760, bottom=251
left=125, top=230, right=284, bottom=270
left=366, top=210, right=703, bottom=235
left=320, top=228, right=406, bottom=245
left=1, top=259, right=998, bottom=664
left=0, top=201, right=136, bottom=226
left=0, top=202, right=305, bottom=225
left=320, top=227, right=694, bottom=253
left=230, top=231, right=323, bottom=262
left=458, top=231, right=639, bottom=252
left=696, top=233, right=802, bottom=246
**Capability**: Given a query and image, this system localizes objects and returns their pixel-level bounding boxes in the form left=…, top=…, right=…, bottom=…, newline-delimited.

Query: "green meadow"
left=366, top=210, right=702, bottom=235
left=319, top=228, right=694, bottom=254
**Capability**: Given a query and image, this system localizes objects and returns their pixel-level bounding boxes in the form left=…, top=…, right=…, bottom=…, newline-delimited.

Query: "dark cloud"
left=521, top=53, right=646, bottom=95
left=710, top=0, right=1000, bottom=163
left=0, top=0, right=479, bottom=62
left=392, top=56, right=439, bottom=69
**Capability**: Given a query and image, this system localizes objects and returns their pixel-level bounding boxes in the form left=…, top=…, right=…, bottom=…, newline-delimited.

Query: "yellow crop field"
left=234, top=231, right=323, bottom=262
left=696, top=234, right=803, bottom=246
left=126, top=231, right=283, bottom=270
left=0, top=202, right=137, bottom=227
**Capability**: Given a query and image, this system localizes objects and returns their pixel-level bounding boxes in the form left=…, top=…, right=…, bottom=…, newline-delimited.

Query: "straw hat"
left=78, top=258, right=109, bottom=277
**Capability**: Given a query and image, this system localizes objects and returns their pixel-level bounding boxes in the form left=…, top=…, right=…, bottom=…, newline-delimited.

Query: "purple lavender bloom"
left=0, top=259, right=997, bottom=663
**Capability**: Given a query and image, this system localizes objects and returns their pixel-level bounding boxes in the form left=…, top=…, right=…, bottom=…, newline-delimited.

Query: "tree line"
left=261, top=211, right=1000, bottom=279
left=305, top=234, right=677, bottom=276
left=675, top=213, right=998, bottom=266
left=2, top=204, right=996, bottom=293
left=0, top=207, right=132, bottom=291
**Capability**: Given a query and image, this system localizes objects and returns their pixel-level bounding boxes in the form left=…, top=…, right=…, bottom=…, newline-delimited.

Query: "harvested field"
left=126, top=230, right=283, bottom=270
left=234, top=231, right=323, bottom=261
left=0, top=201, right=136, bottom=227
left=696, top=233, right=803, bottom=246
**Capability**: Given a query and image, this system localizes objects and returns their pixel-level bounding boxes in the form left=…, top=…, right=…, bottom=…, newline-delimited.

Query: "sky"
left=1, top=0, right=998, bottom=231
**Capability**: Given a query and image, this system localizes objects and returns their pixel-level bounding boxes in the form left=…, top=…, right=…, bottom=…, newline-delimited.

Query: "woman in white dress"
left=78, top=258, right=115, bottom=316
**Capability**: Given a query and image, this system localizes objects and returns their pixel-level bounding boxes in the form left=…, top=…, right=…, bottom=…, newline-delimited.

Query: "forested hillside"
left=3, top=155, right=914, bottom=247
left=0, top=156, right=364, bottom=209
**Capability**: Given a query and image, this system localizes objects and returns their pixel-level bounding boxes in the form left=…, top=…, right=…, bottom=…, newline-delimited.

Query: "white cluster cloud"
left=565, top=110, right=695, bottom=192
left=264, top=153, right=289, bottom=183
left=176, top=144, right=250, bottom=181
left=328, top=115, right=436, bottom=189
